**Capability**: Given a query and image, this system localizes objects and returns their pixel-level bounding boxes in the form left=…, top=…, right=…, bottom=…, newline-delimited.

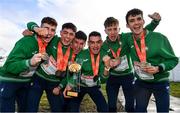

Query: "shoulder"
left=148, top=31, right=167, bottom=40
left=77, top=49, right=89, bottom=57
left=16, top=35, right=36, bottom=46
left=101, top=40, right=109, bottom=51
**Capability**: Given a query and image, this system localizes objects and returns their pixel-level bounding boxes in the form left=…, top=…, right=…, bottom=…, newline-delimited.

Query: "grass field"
left=170, top=82, right=180, bottom=98
left=39, top=82, right=180, bottom=112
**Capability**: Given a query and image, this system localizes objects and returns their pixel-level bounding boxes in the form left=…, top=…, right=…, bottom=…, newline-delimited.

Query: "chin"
left=93, top=51, right=100, bottom=54
left=44, top=38, right=53, bottom=43
left=44, top=39, right=51, bottom=43
left=62, top=42, right=70, bottom=46
left=109, top=38, right=117, bottom=41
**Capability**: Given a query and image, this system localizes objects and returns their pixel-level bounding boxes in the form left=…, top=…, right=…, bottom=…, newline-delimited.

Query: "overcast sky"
left=0, top=0, right=180, bottom=57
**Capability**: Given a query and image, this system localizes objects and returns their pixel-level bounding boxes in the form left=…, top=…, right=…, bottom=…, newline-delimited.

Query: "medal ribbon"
left=133, top=32, right=146, bottom=62
left=71, top=53, right=76, bottom=63
left=106, top=36, right=121, bottom=58
left=90, top=51, right=100, bottom=77
left=37, top=36, right=48, bottom=53
left=110, top=48, right=121, bottom=58
left=57, top=42, right=71, bottom=71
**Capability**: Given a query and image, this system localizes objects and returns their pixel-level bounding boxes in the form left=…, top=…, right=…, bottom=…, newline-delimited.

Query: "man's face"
left=41, top=23, right=56, bottom=43
left=88, top=36, right=102, bottom=54
left=71, top=38, right=86, bottom=54
left=105, top=24, right=120, bottom=41
left=126, top=14, right=145, bottom=36
left=60, top=28, right=75, bottom=46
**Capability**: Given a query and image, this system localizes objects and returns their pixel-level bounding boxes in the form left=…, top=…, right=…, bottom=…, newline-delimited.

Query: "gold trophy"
left=66, top=58, right=82, bottom=97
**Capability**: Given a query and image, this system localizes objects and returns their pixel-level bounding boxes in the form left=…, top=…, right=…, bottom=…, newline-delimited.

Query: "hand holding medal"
left=102, top=55, right=111, bottom=68
left=68, top=62, right=81, bottom=73
left=41, top=52, right=49, bottom=61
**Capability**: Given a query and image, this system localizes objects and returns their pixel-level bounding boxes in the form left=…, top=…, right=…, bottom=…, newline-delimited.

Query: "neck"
left=134, top=34, right=141, bottom=40
left=60, top=40, right=69, bottom=48
left=134, top=30, right=144, bottom=40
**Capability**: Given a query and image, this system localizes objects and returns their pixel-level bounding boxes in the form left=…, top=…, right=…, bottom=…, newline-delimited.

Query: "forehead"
left=41, top=23, right=56, bottom=28
left=62, top=28, right=75, bottom=33
left=73, top=38, right=85, bottom=44
left=89, top=36, right=101, bottom=42
left=106, top=23, right=119, bottom=29
left=128, top=14, right=143, bottom=20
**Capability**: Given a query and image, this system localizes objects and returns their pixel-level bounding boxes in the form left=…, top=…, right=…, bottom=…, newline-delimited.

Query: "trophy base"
left=67, top=91, right=78, bottom=97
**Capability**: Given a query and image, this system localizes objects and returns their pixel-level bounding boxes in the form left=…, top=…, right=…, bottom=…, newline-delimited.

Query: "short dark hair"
left=75, top=30, right=87, bottom=42
left=41, top=17, right=58, bottom=26
left=62, top=22, right=77, bottom=32
left=125, top=8, right=143, bottom=24
left=88, top=31, right=101, bottom=40
left=104, top=17, right=119, bottom=28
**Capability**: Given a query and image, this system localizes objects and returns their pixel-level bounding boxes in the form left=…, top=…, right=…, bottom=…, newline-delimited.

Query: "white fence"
left=170, top=61, right=180, bottom=82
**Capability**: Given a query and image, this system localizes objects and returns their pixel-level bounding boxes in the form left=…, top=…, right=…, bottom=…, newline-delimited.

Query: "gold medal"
left=68, top=63, right=81, bottom=73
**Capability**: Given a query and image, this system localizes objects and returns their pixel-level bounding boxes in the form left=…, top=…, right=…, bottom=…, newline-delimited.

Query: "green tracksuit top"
left=73, top=49, right=108, bottom=87
left=27, top=22, right=73, bottom=84
left=101, top=20, right=160, bottom=77
left=0, top=36, right=39, bottom=82
left=123, top=30, right=178, bottom=83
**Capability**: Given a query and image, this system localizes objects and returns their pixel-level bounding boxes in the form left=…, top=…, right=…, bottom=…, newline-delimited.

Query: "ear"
left=88, top=41, right=90, bottom=47
left=104, top=29, right=108, bottom=34
left=118, top=27, right=120, bottom=32
left=143, top=19, right=145, bottom=25
left=100, top=40, right=103, bottom=46
left=126, top=24, right=129, bottom=28
left=83, top=42, right=86, bottom=48
left=60, top=30, right=63, bottom=36
left=70, top=43, right=73, bottom=47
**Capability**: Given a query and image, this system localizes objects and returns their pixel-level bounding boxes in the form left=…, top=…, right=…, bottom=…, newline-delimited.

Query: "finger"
left=63, top=90, right=72, bottom=98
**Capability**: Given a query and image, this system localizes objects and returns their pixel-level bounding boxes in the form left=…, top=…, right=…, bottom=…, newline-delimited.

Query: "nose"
left=134, top=19, right=140, bottom=25
left=66, top=33, right=71, bottom=38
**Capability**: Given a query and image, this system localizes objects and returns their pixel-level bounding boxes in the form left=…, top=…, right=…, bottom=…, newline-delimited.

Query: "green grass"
left=170, top=82, right=180, bottom=98
left=39, top=84, right=109, bottom=112
left=39, top=82, right=180, bottom=112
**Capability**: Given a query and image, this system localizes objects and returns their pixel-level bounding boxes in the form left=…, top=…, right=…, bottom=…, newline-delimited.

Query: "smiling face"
left=41, top=23, right=56, bottom=43
left=71, top=38, right=86, bottom=54
left=126, top=14, right=145, bottom=38
left=60, top=28, right=75, bottom=46
left=105, top=24, right=120, bottom=42
left=88, top=36, right=102, bottom=55
left=126, top=9, right=145, bottom=38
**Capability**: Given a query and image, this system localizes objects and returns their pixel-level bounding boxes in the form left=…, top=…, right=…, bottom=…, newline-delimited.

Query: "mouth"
left=74, top=48, right=80, bottom=53
left=109, top=36, right=117, bottom=41
left=93, top=48, right=100, bottom=53
left=62, top=39, right=71, bottom=45
left=133, top=26, right=141, bottom=31
left=43, top=37, right=52, bottom=43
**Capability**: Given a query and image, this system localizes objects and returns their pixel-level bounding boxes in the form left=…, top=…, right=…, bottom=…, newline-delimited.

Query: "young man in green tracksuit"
left=52, top=30, right=88, bottom=112
left=25, top=22, right=77, bottom=112
left=101, top=13, right=161, bottom=112
left=61, top=31, right=111, bottom=112
left=124, top=8, right=178, bottom=112
left=0, top=17, right=57, bottom=112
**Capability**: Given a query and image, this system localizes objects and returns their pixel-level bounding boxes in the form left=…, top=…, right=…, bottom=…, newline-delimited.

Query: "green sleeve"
left=145, top=20, right=160, bottom=31
left=99, top=50, right=109, bottom=84
left=3, top=40, right=30, bottom=74
left=27, top=22, right=39, bottom=31
left=59, top=77, right=67, bottom=89
left=158, top=35, right=179, bottom=72
left=120, top=33, right=131, bottom=56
